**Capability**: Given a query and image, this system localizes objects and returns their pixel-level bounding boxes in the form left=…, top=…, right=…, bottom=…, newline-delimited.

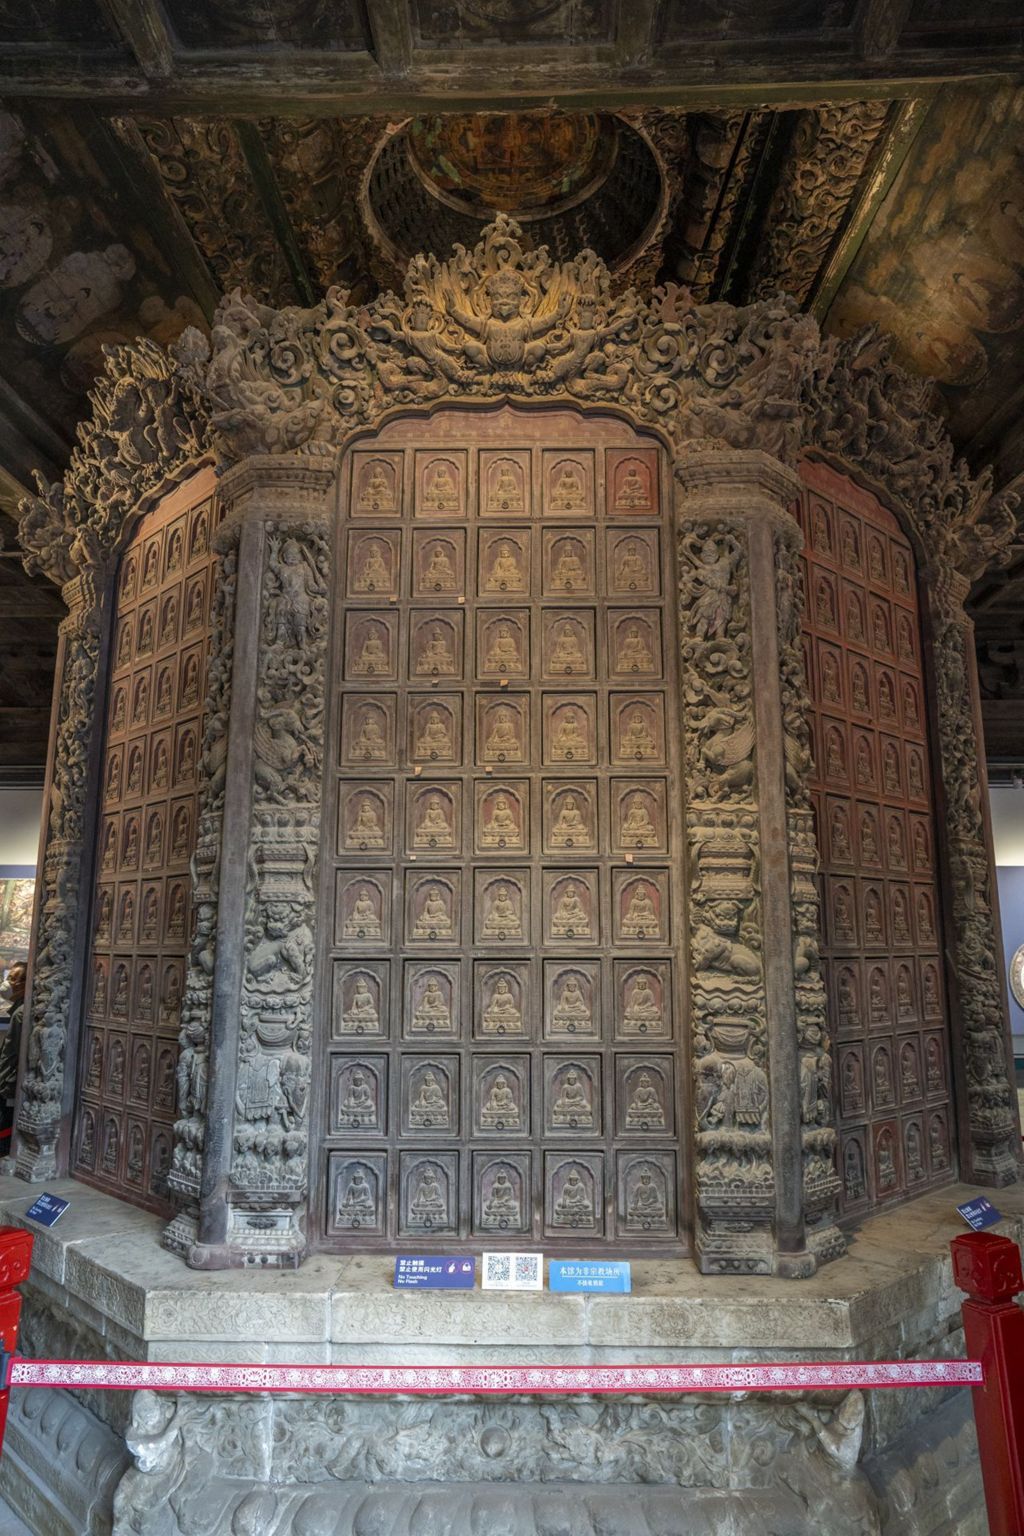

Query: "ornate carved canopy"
left=19, top=215, right=1019, bottom=590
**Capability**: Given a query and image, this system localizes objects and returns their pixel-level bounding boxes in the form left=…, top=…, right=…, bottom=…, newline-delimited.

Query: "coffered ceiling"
left=1, top=0, right=1023, bottom=771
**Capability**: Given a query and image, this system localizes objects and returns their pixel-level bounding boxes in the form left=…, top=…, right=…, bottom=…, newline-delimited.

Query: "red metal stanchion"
left=0, top=1227, right=32, bottom=1457
left=952, top=1230, right=1024, bottom=1536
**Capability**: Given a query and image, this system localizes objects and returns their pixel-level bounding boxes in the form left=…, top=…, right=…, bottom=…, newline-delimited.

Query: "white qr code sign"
left=481, top=1252, right=544, bottom=1291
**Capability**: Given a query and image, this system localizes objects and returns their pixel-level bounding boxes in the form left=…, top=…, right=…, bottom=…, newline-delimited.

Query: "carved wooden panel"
left=320, top=407, right=684, bottom=1249
left=799, top=461, right=954, bottom=1218
left=76, top=476, right=219, bottom=1212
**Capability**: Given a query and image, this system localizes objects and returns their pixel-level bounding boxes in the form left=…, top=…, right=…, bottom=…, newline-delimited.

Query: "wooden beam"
left=614, top=0, right=660, bottom=67
left=0, top=48, right=1011, bottom=113
left=234, top=122, right=319, bottom=307
left=0, top=592, right=66, bottom=619
left=715, top=112, right=792, bottom=304
left=95, top=0, right=176, bottom=77
left=811, top=95, right=932, bottom=318
left=366, top=0, right=414, bottom=76
left=855, top=0, right=916, bottom=61
left=103, top=114, right=222, bottom=323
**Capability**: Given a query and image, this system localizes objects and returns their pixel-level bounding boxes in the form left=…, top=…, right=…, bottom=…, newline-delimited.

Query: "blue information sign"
left=549, top=1260, right=631, bottom=1293
left=957, top=1197, right=1002, bottom=1231
left=24, top=1193, right=69, bottom=1228
left=394, top=1256, right=476, bottom=1289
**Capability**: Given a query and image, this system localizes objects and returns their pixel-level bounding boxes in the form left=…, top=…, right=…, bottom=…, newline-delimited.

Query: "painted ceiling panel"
left=825, top=84, right=1024, bottom=451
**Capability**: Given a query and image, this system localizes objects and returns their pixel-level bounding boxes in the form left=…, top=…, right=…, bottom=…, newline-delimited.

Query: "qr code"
left=483, top=1251, right=543, bottom=1289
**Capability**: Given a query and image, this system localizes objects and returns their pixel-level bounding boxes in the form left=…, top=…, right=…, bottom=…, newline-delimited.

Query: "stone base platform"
left=0, top=1175, right=1014, bottom=1535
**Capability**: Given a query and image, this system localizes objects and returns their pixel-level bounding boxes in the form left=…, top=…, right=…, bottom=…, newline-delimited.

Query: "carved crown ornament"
left=18, top=337, right=212, bottom=588
left=18, top=215, right=1019, bottom=589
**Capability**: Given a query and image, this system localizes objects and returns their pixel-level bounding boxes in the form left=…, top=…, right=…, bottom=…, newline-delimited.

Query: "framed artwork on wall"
left=0, top=875, right=35, bottom=968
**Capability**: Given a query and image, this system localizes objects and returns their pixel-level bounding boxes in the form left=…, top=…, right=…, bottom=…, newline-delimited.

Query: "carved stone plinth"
left=676, top=452, right=842, bottom=1276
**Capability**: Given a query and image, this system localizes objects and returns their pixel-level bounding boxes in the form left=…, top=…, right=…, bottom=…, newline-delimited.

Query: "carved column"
left=925, top=569, right=1021, bottom=1187
left=163, top=525, right=240, bottom=1254
left=13, top=570, right=110, bottom=1180
left=187, top=454, right=333, bottom=1270
left=676, top=452, right=842, bottom=1277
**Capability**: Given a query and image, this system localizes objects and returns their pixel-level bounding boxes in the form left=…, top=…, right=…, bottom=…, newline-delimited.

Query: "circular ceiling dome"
left=366, top=111, right=663, bottom=274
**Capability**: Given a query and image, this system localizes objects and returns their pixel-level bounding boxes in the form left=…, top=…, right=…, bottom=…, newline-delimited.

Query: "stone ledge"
left=0, top=1176, right=1019, bottom=1360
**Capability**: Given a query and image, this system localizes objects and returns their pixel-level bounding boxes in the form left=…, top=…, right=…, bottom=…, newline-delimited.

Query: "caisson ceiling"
left=0, top=0, right=1023, bottom=771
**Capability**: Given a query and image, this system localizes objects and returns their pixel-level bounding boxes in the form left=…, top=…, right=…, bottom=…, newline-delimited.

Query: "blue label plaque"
left=957, top=1197, right=1002, bottom=1232
left=549, top=1260, right=631, bottom=1293
left=394, top=1256, right=476, bottom=1289
left=24, top=1193, right=69, bottom=1228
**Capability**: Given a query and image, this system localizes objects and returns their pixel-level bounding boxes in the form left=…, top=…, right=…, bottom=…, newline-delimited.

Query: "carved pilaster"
left=925, top=571, right=1021, bottom=1185
left=676, top=452, right=842, bottom=1276
left=163, top=524, right=240, bottom=1255
left=14, top=572, right=109, bottom=1179
left=187, top=454, right=333, bottom=1269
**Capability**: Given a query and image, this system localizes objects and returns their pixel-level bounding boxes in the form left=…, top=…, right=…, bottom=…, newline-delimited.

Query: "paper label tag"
left=25, top=1193, right=69, bottom=1228
left=481, top=1252, right=544, bottom=1291
left=394, top=1256, right=476, bottom=1289
left=549, top=1260, right=631, bottom=1293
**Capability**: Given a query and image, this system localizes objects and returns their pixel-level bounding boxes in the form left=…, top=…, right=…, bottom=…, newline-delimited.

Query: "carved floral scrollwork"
left=228, top=517, right=329, bottom=1246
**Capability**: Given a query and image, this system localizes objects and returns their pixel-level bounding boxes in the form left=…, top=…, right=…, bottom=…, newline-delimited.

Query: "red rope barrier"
left=6, top=1357, right=983, bottom=1395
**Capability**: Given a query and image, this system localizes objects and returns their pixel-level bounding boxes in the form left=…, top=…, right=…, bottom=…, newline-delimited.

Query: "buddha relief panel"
left=542, top=450, right=593, bottom=515
left=402, top=1057, right=458, bottom=1136
left=543, top=695, right=596, bottom=766
left=606, top=529, right=659, bottom=597
left=475, top=782, right=528, bottom=853
left=474, top=962, right=529, bottom=1040
left=410, top=696, right=461, bottom=766
left=329, top=1154, right=386, bottom=1236
left=338, top=783, right=394, bottom=856
left=543, top=781, right=597, bottom=854
left=332, top=964, right=389, bottom=1041
left=477, top=694, right=528, bottom=764
left=410, top=612, right=463, bottom=679
left=330, top=1057, right=387, bottom=1136
left=404, top=963, right=460, bottom=1040
left=477, top=611, right=529, bottom=678
left=414, top=450, right=466, bottom=517
left=543, top=961, right=600, bottom=1040
left=478, top=529, right=529, bottom=596
left=543, top=529, right=594, bottom=597
left=348, top=531, right=401, bottom=599
left=800, top=462, right=954, bottom=1215
left=351, top=452, right=402, bottom=516
left=406, top=872, right=461, bottom=944
left=474, top=1154, right=530, bottom=1235
left=480, top=450, right=530, bottom=515
left=346, top=614, right=399, bottom=681
left=541, top=612, right=594, bottom=680
left=607, top=449, right=656, bottom=514
left=407, top=782, right=461, bottom=854
left=322, top=411, right=683, bottom=1247
left=413, top=530, right=464, bottom=597
left=544, top=1057, right=601, bottom=1134
left=75, top=482, right=218, bottom=1213
left=611, top=781, right=667, bottom=855
left=399, top=1152, right=458, bottom=1234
